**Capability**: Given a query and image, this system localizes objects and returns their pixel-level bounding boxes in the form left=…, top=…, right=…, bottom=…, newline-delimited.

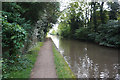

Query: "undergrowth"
left=2, top=42, right=43, bottom=78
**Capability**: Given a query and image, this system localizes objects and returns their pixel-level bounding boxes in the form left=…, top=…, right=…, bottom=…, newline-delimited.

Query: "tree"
left=2, top=2, right=60, bottom=78
left=107, top=2, right=120, bottom=20
left=100, top=2, right=105, bottom=24
left=92, top=2, right=97, bottom=32
left=58, top=0, right=120, bottom=47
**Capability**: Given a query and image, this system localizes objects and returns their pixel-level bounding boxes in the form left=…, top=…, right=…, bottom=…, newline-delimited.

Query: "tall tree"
left=92, top=2, right=97, bottom=32
left=107, top=2, right=120, bottom=20
left=100, top=2, right=105, bottom=24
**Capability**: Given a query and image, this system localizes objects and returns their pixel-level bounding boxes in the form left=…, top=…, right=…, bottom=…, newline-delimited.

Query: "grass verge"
left=52, top=43, right=76, bottom=78
left=8, top=42, right=43, bottom=78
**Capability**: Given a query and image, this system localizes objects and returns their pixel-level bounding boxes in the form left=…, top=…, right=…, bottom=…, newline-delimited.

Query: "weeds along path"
left=30, top=38, right=57, bottom=78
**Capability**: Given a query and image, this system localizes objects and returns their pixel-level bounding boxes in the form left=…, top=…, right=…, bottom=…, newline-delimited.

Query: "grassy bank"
left=52, top=44, right=76, bottom=78
left=8, top=42, right=43, bottom=78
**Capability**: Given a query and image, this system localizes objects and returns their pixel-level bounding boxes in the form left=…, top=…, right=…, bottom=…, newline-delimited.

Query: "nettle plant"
left=2, top=18, right=27, bottom=59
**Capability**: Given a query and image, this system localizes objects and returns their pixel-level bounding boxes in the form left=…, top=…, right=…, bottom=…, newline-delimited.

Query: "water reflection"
left=50, top=35, right=120, bottom=79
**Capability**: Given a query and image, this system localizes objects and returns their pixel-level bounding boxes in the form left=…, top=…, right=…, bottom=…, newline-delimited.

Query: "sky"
left=59, top=0, right=71, bottom=11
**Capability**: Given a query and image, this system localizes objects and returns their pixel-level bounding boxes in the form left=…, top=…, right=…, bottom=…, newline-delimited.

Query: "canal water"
left=50, top=35, right=120, bottom=79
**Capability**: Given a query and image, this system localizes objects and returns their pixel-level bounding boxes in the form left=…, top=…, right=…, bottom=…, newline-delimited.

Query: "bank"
left=52, top=42, right=76, bottom=78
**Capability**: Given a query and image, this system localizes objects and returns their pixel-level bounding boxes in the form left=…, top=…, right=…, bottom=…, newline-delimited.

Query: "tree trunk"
left=100, top=2, right=105, bottom=24
left=93, top=2, right=97, bottom=32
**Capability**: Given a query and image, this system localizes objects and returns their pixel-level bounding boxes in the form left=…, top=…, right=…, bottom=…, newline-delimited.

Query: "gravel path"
left=30, top=38, right=57, bottom=78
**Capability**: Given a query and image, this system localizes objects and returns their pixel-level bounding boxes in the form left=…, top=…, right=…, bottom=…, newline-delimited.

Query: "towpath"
left=30, top=38, right=57, bottom=78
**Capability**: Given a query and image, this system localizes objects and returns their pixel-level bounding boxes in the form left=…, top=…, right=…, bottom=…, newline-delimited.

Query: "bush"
left=2, top=42, right=43, bottom=78
left=2, top=19, right=27, bottom=78
left=59, top=25, right=71, bottom=38
left=74, top=27, right=90, bottom=40
left=95, top=20, right=120, bottom=47
left=88, top=32, right=96, bottom=41
left=7, top=42, right=43, bottom=78
left=2, top=55, right=32, bottom=78
left=2, top=19, right=27, bottom=58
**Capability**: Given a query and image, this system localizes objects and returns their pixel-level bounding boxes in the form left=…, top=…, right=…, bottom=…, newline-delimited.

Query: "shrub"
left=2, top=19, right=27, bottom=78
left=2, top=42, right=43, bottom=78
left=95, top=20, right=120, bottom=47
left=2, top=55, right=32, bottom=78
left=2, top=19, right=27, bottom=58
left=74, top=27, right=90, bottom=40
left=59, top=26, right=71, bottom=38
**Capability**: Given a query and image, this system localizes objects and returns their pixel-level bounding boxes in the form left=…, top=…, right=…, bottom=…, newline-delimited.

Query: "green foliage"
left=2, top=19, right=27, bottom=78
left=18, top=2, right=60, bottom=24
left=2, top=19, right=26, bottom=57
left=2, top=3, right=25, bottom=24
left=53, top=44, right=76, bottom=78
left=2, top=55, right=31, bottom=78
left=28, top=42, right=43, bottom=54
left=58, top=1, right=120, bottom=48
left=3, top=42, right=43, bottom=78
left=75, top=27, right=90, bottom=40
left=8, top=42, right=43, bottom=78
left=95, top=20, right=120, bottom=47
left=2, top=2, right=33, bottom=55
left=2, top=2, right=60, bottom=42
left=51, top=29, right=56, bottom=35
left=107, top=2, right=120, bottom=20
left=2, top=2, right=60, bottom=78
left=58, top=23, right=71, bottom=38
left=87, top=32, right=96, bottom=41
left=2, top=2, right=33, bottom=35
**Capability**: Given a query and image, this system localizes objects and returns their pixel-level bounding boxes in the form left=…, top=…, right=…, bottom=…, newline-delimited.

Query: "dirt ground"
left=30, top=38, right=57, bottom=78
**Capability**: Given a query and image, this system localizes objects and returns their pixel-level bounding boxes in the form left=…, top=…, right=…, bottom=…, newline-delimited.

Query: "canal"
left=50, top=35, right=120, bottom=79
